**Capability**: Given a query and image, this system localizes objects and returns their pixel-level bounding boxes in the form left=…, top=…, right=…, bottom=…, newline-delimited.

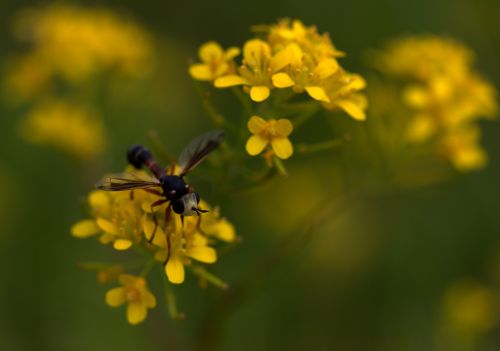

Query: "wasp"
left=96, top=130, right=224, bottom=244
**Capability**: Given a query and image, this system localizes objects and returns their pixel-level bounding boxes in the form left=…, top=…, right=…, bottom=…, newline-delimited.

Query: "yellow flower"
left=372, top=35, right=498, bottom=171
left=105, top=274, right=156, bottom=325
left=189, top=41, right=240, bottom=81
left=11, top=4, right=154, bottom=82
left=199, top=203, right=236, bottom=242
left=440, top=126, right=487, bottom=172
left=245, top=115, right=294, bottom=159
left=215, top=39, right=275, bottom=102
left=146, top=214, right=218, bottom=284
left=71, top=188, right=151, bottom=250
left=19, top=100, right=106, bottom=159
left=441, top=280, right=497, bottom=335
left=266, top=19, right=367, bottom=120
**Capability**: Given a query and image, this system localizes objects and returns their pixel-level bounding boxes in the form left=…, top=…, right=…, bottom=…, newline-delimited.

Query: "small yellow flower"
left=19, top=100, right=106, bottom=159
left=215, top=39, right=275, bottom=102
left=146, top=214, right=218, bottom=285
left=245, top=115, right=294, bottom=159
left=189, top=41, right=240, bottom=81
left=105, top=274, right=156, bottom=325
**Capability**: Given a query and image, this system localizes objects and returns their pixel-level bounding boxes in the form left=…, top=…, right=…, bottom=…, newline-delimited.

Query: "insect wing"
left=96, top=173, right=161, bottom=191
left=178, top=129, right=224, bottom=176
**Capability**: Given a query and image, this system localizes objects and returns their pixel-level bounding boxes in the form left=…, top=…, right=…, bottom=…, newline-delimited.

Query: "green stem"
left=296, top=136, right=347, bottom=155
left=188, top=265, right=229, bottom=290
left=160, top=266, right=185, bottom=320
left=147, top=130, right=176, bottom=164
left=231, top=87, right=253, bottom=116
left=140, top=257, right=157, bottom=277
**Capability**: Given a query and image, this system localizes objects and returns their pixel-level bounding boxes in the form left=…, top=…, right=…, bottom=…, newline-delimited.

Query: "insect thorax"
left=160, top=175, right=188, bottom=200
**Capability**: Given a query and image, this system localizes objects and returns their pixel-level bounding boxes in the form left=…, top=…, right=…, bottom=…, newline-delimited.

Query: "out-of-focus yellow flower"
left=245, top=115, right=294, bottom=159
left=441, top=280, right=497, bottom=335
left=11, top=4, right=154, bottom=83
left=215, top=39, right=276, bottom=102
left=373, top=35, right=498, bottom=171
left=105, top=274, right=156, bottom=325
left=440, top=126, right=487, bottom=172
left=97, top=265, right=124, bottom=285
left=189, top=41, right=240, bottom=81
left=19, top=101, right=106, bottom=159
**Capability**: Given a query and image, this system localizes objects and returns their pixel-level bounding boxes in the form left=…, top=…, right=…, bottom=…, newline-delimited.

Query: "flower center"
left=125, top=287, right=141, bottom=302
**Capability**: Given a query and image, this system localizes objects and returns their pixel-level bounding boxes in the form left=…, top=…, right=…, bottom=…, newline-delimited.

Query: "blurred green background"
left=1, top=0, right=500, bottom=350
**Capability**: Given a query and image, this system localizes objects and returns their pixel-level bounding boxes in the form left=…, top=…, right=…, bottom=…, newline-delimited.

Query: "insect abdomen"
left=127, top=145, right=152, bottom=169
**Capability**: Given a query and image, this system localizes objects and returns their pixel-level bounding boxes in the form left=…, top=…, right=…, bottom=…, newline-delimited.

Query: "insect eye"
left=172, top=200, right=184, bottom=214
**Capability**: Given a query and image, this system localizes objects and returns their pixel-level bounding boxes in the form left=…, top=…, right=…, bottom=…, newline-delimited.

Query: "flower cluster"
left=71, top=168, right=236, bottom=324
left=5, top=4, right=155, bottom=159
left=189, top=19, right=367, bottom=163
left=373, top=35, right=498, bottom=171
left=190, top=19, right=366, bottom=120
left=19, top=100, right=106, bottom=159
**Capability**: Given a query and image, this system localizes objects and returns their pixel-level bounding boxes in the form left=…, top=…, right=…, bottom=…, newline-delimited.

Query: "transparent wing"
left=95, top=173, right=161, bottom=191
left=178, top=129, right=224, bottom=176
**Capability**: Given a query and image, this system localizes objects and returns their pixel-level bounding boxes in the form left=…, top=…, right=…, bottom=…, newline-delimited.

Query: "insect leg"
left=148, top=199, right=168, bottom=243
left=143, top=188, right=163, bottom=196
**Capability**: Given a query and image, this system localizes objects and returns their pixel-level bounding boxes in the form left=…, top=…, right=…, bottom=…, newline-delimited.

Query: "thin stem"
left=231, top=87, right=253, bottom=116
left=295, top=136, right=347, bottom=155
left=188, top=265, right=229, bottom=290
left=140, top=257, right=157, bottom=277
left=160, top=266, right=185, bottom=320
left=147, top=130, right=176, bottom=164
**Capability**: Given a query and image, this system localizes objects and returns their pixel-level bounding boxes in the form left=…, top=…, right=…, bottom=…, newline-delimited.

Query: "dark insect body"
left=96, top=130, right=224, bottom=245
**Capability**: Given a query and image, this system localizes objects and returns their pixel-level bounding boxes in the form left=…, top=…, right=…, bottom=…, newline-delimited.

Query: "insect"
left=96, top=130, right=224, bottom=243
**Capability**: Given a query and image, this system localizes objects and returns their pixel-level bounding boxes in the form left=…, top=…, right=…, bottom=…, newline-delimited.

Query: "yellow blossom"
left=19, top=101, right=106, bottom=159
left=215, top=39, right=276, bottom=102
left=11, top=4, right=154, bottom=83
left=145, top=212, right=219, bottom=284
left=245, top=115, right=294, bottom=159
left=71, top=187, right=151, bottom=250
left=441, top=280, right=497, bottom=335
left=189, top=41, right=240, bottom=81
left=373, top=35, right=498, bottom=171
left=105, top=274, right=156, bottom=325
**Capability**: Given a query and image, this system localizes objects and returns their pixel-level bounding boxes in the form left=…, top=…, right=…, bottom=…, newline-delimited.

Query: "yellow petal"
left=214, top=75, right=249, bottom=88
left=243, top=39, right=271, bottom=67
left=96, top=218, right=118, bottom=235
left=188, top=247, right=217, bottom=263
left=105, top=287, right=125, bottom=307
left=143, top=216, right=165, bottom=243
left=127, top=301, right=148, bottom=325
left=247, top=115, right=267, bottom=134
left=270, top=43, right=302, bottom=71
left=165, top=257, right=185, bottom=284
left=71, top=220, right=100, bottom=238
left=313, top=58, right=339, bottom=79
left=305, top=86, right=330, bottom=103
left=337, top=100, right=366, bottom=121
left=275, top=119, right=293, bottom=137
left=89, top=191, right=109, bottom=208
left=99, top=232, right=114, bottom=245
left=403, top=86, right=430, bottom=108
left=119, top=274, right=137, bottom=286
left=199, top=41, right=223, bottom=63
left=142, top=290, right=157, bottom=308
left=224, top=47, right=241, bottom=60
left=189, top=64, right=213, bottom=80
left=246, top=135, right=268, bottom=156
left=406, top=115, right=436, bottom=142
left=272, top=73, right=295, bottom=88
left=271, top=137, right=293, bottom=159
left=250, top=86, right=270, bottom=102
left=212, top=219, right=235, bottom=242
left=113, top=239, right=133, bottom=250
